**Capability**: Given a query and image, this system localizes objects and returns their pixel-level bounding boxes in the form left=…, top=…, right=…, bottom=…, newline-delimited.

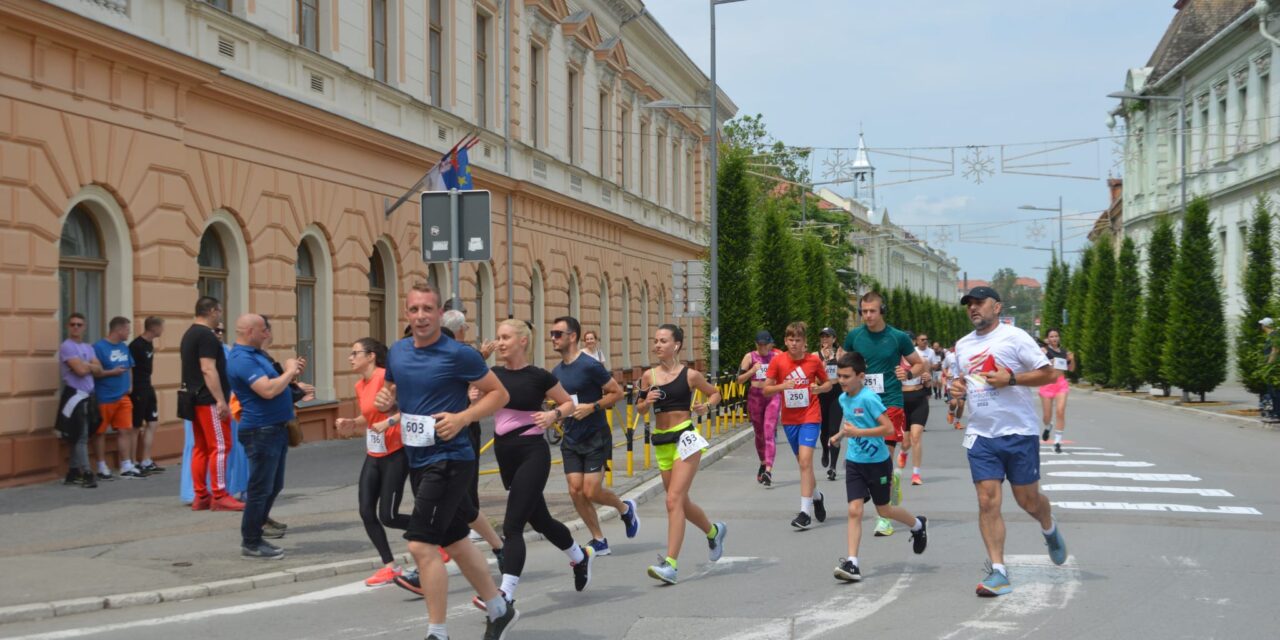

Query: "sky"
left=641, top=0, right=1176, bottom=286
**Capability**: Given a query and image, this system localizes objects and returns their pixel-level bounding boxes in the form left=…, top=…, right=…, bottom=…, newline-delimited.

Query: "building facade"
left=0, top=0, right=734, bottom=485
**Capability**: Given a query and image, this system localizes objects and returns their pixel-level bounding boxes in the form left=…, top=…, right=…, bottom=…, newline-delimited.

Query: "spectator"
left=129, top=316, right=165, bottom=474
left=442, top=309, right=496, bottom=359
left=1260, top=318, right=1279, bottom=421
left=57, top=312, right=102, bottom=488
left=179, top=296, right=243, bottom=511
left=581, top=330, right=606, bottom=365
left=92, top=316, right=140, bottom=479
left=227, top=313, right=305, bottom=559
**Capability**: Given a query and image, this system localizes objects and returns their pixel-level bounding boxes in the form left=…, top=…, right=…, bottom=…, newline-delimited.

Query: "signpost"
left=672, top=260, right=707, bottom=363
left=421, top=189, right=491, bottom=310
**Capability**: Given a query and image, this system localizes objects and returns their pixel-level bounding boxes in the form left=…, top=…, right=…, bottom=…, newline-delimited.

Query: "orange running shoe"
left=911, top=473, right=923, bottom=485
left=365, top=565, right=401, bottom=587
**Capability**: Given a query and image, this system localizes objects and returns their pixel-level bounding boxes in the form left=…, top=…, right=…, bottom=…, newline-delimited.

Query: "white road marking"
left=780, top=568, right=913, bottom=640
left=939, top=554, right=1080, bottom=639
left=1040, top=451, right=1123, bottom=456
left=1045, top=446, right=1103, bottom=450
left=1040, top=460, right=1154, bottom=467
left=1041, top=484, right=1233, bottom=497
left=1052, top=501, right=1262, bottom=515
left=1047, top=472, right=1201, bottom=481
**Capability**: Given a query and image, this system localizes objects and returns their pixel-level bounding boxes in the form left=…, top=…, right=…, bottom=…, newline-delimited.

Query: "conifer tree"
left=1082, top=239, right=1115, bottom=385
left=753, top=202, right=802, bottom=345
left=1133, top=215, right=1176, bottom=394
left=1161, top=197, right=1228, bottom=401
left=1109, top=237, right=1142, bottom=391
left=709, top=148, right=759, bottom=372
left=1235, top=196, right=1274, bottom=394
left=1064, top=244, right=1094, bottom=381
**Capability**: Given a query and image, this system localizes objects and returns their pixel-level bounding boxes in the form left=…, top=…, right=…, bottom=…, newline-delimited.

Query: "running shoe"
left=587, top=538, right=611, bottom=557
left=898, top=449, right=908, bottom=468
left=708, top=521, right=727, bottom=562
left=96, top=470, right=113, bottom=481
left=910, top=516, right=928, bottom=554
left=833, top=558, right=862, bottom=582
left=394, top=569, right=423, bottom=596
left=262, top=524, right=285, bottom=539
left=572, top=545, right=594, bottom=591
left=241, top=542, right=284, bottom=560
left=646, top=556, right=678, bottom=585
left=1054, top=442, right=1062, bottom=454
left=470, top=591, right=510, bottom=612
left=80, top=472, right=97, bottom=489
left=976, top=565, right=1012, bottom=597
left=790, top=511, right=812, bottom=531
left=621, top=499, right=641, bottom=538
left=827, top=468, right=837, bottom=481
left=64, top=470, right=81, bottom=485
left=820, top=449, right=830, bottom=469
left=265, top=517, right=288, bottom=531
left=954, top=421, right=964, bottom=430
left=439, top=547, right=451, bottom=563
left=191, top=496, right=211, bottom=511
left=482, top=601, right=519, bottom=640
left=813, top=492, right=827, bottom=523
left=760, top=470, right=772, bottom=488
left=364, top=565, right=400, bottom=587
left=211, top=496, right=245, bottom=511
left=1044, top=520, right=1068, bottom=565
left=873, top=517, right=894, bottom=537
left=756, top=464, right=766, bottom=484
left=140, top=462, right=165, bottom=474
left=911, top=473, right=923, bottom=486
left=1041, top=427, right=1051, bottom=442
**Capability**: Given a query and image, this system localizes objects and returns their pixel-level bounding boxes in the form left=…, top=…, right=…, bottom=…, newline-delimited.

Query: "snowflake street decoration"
left=1026, top=221, right=1045, bottom=243
left=933, top=226, right=952, bottom=246
left=961, top=146, right=995, bottom=184
left=822, top=149, right=854, bottom=182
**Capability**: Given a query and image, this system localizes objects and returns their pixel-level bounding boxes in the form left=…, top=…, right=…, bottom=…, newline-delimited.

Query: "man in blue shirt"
left=92, top=316, right=137, bottom=479
left=373, top=282, right=517, bottom=640
left=227, top=313, right=304, bottom=560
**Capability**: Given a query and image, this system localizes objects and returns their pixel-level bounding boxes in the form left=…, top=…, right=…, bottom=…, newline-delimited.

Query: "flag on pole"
left=424, top=163, right=446, bottom=191
left=442, top=146, right=474, bottom=190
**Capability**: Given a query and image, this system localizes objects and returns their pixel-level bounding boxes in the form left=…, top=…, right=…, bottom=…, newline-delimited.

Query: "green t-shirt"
left=842, top=324, right=915, bottom=408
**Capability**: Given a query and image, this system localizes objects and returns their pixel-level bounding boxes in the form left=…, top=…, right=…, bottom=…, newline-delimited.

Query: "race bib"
left=865, top=373, right=885, bottom=394
left=366, top=429, right=388, bottom=454
left=963, top=433, right=977, bottom=450
left=400, top=413, right=437, bottom=447
left=754, top=366, right=767, bottom=381
left=1053, top=357, right=1068, bottom=371
left=783, top=387, right=811, bottom=409
left=676, top=429, right=710, bottom=460
left=825, top=365, right=838, bottom=380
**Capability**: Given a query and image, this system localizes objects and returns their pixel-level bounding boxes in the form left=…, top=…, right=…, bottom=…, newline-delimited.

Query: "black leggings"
left=818, top=391, right=842, bottom=470
left=493, top=433, right=575, bottom=577
left=358, top=449, right=412, bottom=564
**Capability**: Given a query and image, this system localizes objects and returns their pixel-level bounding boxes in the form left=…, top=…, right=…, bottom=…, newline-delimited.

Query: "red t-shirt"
left=355, top=368, right=402, bottom=456
left=766, top=351, right=829, bottom=425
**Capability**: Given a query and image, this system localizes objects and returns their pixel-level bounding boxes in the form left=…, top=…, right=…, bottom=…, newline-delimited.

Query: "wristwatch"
left=1008, top=371, right=1018, bottom=387
left=387, top=415, right=399, bottom=426
left=593, top=401, right=602, bottom=413
left=552, top=408, right=563, bottom=421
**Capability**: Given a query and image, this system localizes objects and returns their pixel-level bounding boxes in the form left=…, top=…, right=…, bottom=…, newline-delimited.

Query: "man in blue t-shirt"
left=92, top=316, right=138, bottom=479
left=373, top=283, right=517, bottom=640
left=550, top=315, right=636, bottom=557
left=227, top=313, right=304, bottom=560
left=827, top=352, right=928, bottom=583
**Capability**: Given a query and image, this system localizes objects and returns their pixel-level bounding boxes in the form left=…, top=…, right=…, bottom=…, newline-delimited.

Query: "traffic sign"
left=420, top=190, right=491, bottom=263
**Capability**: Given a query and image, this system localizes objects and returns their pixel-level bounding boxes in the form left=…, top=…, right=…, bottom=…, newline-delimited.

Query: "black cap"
left=960, top=286, right=1002, bottom=305
left=755, top=330, right=774, bottom=344
left=819, top=327, right=836, bottom=337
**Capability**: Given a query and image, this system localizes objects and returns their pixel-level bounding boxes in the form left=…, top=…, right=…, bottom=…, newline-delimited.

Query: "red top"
left=766, top=351, right=829, bottom=425
left=355, top=368, right=402, bottom=456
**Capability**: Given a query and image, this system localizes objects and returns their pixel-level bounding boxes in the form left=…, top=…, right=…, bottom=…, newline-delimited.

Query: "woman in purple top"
left=471, top=319, right=594, bottom=608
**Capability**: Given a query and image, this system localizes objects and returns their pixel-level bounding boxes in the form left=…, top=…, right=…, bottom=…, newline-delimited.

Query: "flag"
left=442, top=146, right=474, bottom=190
left=425, top=163, right=446, bottom=191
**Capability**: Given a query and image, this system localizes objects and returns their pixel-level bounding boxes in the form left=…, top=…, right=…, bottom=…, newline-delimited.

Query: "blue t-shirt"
left=384, top=334, right=490, bottom=467
left=92, top=339, right=133, bottom=403
left=839, top=386, right=890, bottom=464
left=227, top=344, right=296, bottom=429
left=551, top=353, right=613, bottom=443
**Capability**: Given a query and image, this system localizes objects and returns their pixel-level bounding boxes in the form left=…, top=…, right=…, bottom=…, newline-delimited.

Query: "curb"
left=0, top=426, right=754, bottom=626
left=1078, top=386, right=1279, bottom=431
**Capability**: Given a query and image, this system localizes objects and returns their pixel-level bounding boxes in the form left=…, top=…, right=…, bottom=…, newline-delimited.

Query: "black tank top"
left=1045, top=346, right=1067, bottom=361
left=651, top=366, right=692, bottom=414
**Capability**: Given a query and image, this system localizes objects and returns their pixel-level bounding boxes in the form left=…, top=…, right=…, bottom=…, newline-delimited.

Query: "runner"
left=1039, top=328, right=1075, bottom=454
left=828, top=351, right=928, bottom=582
left=930, top=341, right=945, bottom=400
left=951, top=286, right=1068, bottom=597
left=735, top=331, right=782, bottom=486
left=944, top=345, right=967, bottom=430
left=816, top=328, right=842, bottom=482
left=550, top=316, right=639, bottom=556
left=763, top=321, right=833, bottom=531
left=635, top=324, right=727, bottom=584
left=476, top=319, right=596, bottom=605
left=372, top=282, right=517, bottom=640
left=839, top=292, right=926, bottom=537
left=899, top=333, right=933, bottom=486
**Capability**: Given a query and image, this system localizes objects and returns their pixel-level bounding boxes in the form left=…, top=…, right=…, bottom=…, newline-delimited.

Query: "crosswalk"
left=1040, top=443, right=1262, bottom=516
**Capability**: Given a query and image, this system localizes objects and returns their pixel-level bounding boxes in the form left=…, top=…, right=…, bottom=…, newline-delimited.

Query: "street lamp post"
left=1018, top=196, right=1063, bottom=262
left=708, top=0, right=746, bottom=378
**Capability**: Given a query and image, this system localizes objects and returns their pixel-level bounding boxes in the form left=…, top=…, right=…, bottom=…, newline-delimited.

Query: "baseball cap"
left=819, top=327, right=836, bottom=337
left=960, top=286, right=1002, bottom=305
left=755, top=330, right=774, bottom=344
left=1260, top=317, right=1275, bottom=327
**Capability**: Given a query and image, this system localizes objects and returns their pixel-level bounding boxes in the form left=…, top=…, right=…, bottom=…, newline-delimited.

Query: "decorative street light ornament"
left=961, top=146, right=996, bottom=184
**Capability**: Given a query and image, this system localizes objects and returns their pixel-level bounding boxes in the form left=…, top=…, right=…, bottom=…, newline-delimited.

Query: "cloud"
left=894, top=195, right=974, bottom=223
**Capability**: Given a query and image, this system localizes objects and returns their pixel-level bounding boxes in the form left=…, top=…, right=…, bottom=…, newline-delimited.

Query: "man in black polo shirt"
left=179, top=296, right=242, bottom=512
left=129, top=316, right=165, bottom=474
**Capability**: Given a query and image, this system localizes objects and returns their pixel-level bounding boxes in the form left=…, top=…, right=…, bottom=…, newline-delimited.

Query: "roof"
left=1145, top=0, right=1253, bottom=86
left=1015, top=277, right=1042, bottom=289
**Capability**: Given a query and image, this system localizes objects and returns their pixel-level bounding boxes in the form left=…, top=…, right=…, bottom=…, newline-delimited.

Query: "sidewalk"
left=0, top=413, right=755, bottom=618
left=1076, top=380, right=1278, bottom=428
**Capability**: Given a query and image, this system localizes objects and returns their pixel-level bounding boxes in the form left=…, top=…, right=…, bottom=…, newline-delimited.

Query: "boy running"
left=829, top=351, right=928, bottom=582
left=763, top=322, right=833, bottom=530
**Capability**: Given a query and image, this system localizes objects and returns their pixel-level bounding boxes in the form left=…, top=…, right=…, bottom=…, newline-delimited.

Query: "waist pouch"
left=651, top=424, right=694, bottom=446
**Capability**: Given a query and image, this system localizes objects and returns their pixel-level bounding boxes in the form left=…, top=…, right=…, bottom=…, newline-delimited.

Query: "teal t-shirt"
left=842, top=324, right=915, bottom=408
left=838, top=386, right=890, bottom=464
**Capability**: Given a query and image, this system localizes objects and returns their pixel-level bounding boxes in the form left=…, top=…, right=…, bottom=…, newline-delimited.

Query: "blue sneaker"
left=1044, top=520, right=1067, bottom=565
left=708, top=522, right=727, bottom=562
left=621, top=499, right=641, bottom=538
left=588, top=538, right=611, bottom=557
left=976, top=565, right=1012, bottom=597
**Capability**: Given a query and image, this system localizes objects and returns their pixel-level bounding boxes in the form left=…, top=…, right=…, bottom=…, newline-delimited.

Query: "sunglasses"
left=549, top=330, right=565, bottom=339
left=349, top=350, right=370, bottom=357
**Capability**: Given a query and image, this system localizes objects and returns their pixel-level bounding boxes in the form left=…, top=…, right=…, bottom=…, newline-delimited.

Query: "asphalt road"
left=3, top=391, right=1277, bottom=640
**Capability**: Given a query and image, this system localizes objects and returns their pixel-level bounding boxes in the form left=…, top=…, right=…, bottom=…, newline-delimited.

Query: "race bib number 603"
left=400, top=414, right=437, bottom=447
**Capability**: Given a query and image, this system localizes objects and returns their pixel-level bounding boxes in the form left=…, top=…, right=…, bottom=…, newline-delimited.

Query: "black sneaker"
left=264, top=517, right=288, bottom=531
left=81, top=472, right=97, bottom=489
left=813, top=492, right=827, bottom=523
left=1041, top=428, right=1051, bottom=442
left=394, top=570, right=423, bottom=596
left=760, top=470, right=772, bottom=488
left=790, top=511, right=812, bottom=530
left=910, top=516, right=928, bottom=554
left=827, top=468, right=838, bottom=481
left=834, top=558, right=862, bottom=582
left=64, top=470, right=81, bottom=485
left=493, top=547, right=505, bottom=574
left=96, top=471, right=113, bottom=481
left=571, top=545, right=594, bottom=591
left=820, top=449, right=830, bottom=469
left=141, top=462, right=165, bottom=474
left=483, top=601, right=519, bottom=640
left=1054, top=442, right=1062, bottom=454
left=241, top=542, right=285, bottom=559
left=756, top=464, right=766, bottom=484
left=120, top=467, right=145, bottom=479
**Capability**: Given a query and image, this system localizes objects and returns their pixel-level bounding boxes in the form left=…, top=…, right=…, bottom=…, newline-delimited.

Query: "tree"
left=1161, top=196, right=1229, bottom=401
left=1109, top=238, right=1142, bottom=391
left=799, top=232, right=829, bottom=348
left=753, top=201, right=803, bottom=345
left=1235, top=196, right=1274, bottom=394
left=1064, top=243, right=1094, bottom=381
left=707, top=148, right=758, bottom=374
left=1083, top=239, right=1115, bottom=386
left=1133, top=215, right=1176, bottom=394
left=1041, top=258, right=1070, bottom=339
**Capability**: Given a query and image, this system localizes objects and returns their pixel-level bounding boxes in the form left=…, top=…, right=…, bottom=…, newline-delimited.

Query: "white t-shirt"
left=942, top=351, right=957, bottom=376
left=581, top=349, right=605, bottom=365
left=916, top=347, right=937, bottom=373
left=954, top=323, right=1050, bottom=438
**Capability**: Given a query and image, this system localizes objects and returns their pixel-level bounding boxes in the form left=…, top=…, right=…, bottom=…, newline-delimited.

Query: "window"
left=599, top=276, right=610, bottom=364
left=59, top=206, right=105, bottom=340
left=620, top=281, right=631, bottom=368
left=203, top=0, right=231, bottom=10
left=474, top=263, right=494, bottom=344
left=371, top=0, right=388, bottom=82
left=369, top=250, right=387, bottom=345
left=619, top=106, right=630, bottom=188
left=598, top=92, right=609, bottom=178
left=429, top=0, right=444, bottom=107
left=1217, top=95, right=1228, bottom=160
left=475, top=13, right=489, bottom=128
left=531, top=265, right=545, bottom=365
left=1236, top=83, right=1248, bottom=153
left=671, top=139, right=681, bottom=210
left=1198, top=103, right=1209, bottom=169
left=1262, top=73, right=1271, bottom=142
left=530, top=43, right=542, bottom=148
left=296, top=243, right=317, bottom=386
left=198, top=230, right=229, bottom=340
left=569, top=270, right=581, bottom=320
left=1218, top=229, right=1228, bottom=287
left=686, top=148, right=694, bottom=215
left=639, top=121, right=649, bottom=196
left=297, top=0, right=319, bottom=51
left=640, top=284, right=650, bottom=361
left=657, top=130, right=666, bottom=202
left=567, top=69, right=579, bottom=163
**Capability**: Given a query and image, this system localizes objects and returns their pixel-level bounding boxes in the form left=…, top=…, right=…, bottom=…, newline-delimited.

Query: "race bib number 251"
left=865, top=373, right=885, bottom=394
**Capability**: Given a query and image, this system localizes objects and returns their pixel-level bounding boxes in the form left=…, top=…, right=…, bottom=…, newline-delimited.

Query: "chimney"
left=1107, top=178, right=1123, bottom=204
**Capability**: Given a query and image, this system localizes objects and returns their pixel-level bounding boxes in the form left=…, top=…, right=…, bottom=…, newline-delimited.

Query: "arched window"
left=621, top=280, right=632, bottom=368
left=531, top=264, right=545, bottom=366
left=369, top=249, right=386, bottom=344
left=198, top=230, right=229, bottom=341
left=296, top=243, right=317, bottom=386
left=474, top=262, right=494, bottom=344
left=641, top=283, right=650, bottom=365
left=568, top=269, right=581, bottom=320
left=599, top=275, right=611, bottom=365
left=658, top=285, right=667, bottom=324
left=59, top=205, right=105, bottom=340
